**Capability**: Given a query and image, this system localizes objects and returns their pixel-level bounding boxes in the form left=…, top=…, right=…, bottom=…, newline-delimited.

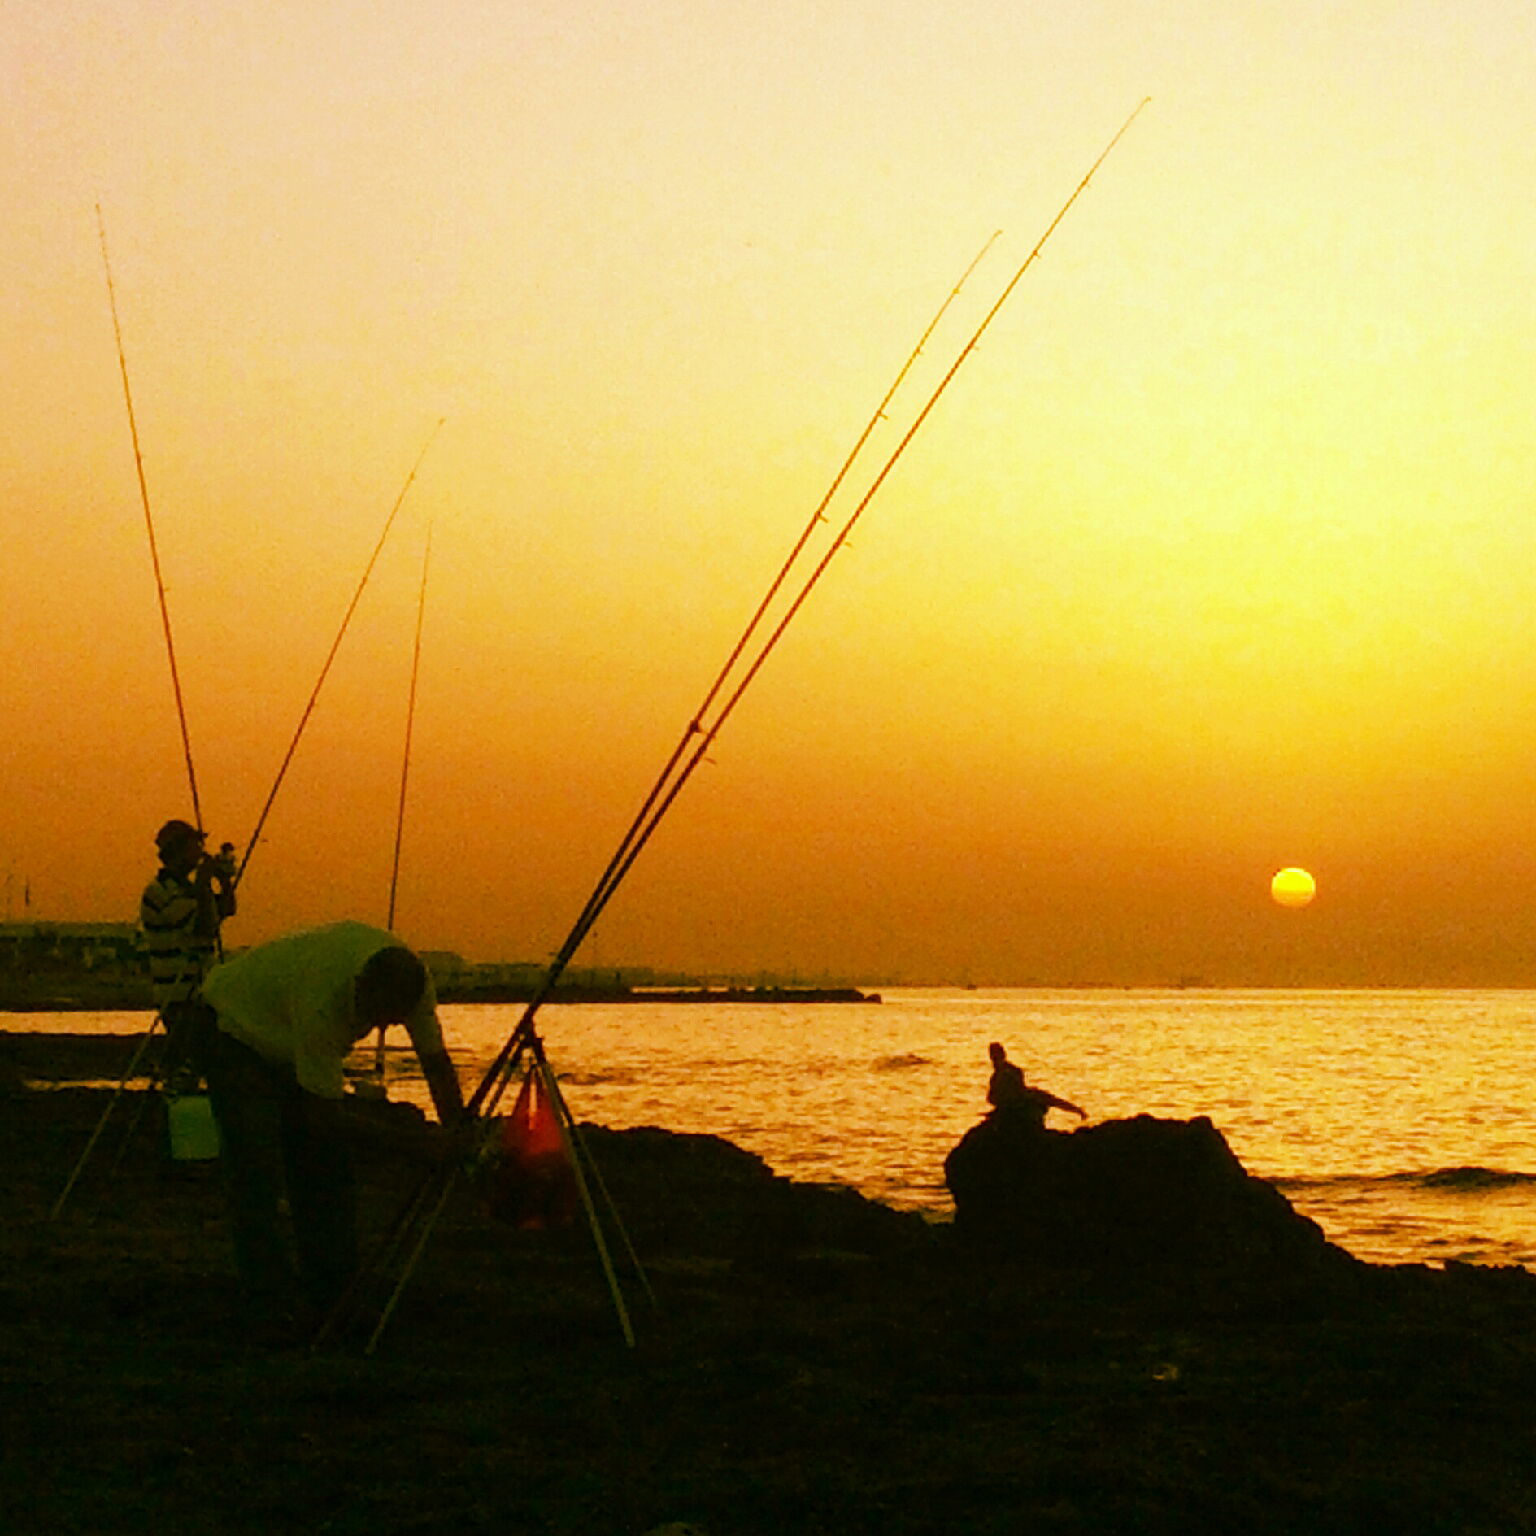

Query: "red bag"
left=486, top=1067, right=578, bottom=1229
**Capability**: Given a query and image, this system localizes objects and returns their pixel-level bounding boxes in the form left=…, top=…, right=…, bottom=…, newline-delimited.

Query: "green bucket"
left=166, top=1094, right=222, bottom=1161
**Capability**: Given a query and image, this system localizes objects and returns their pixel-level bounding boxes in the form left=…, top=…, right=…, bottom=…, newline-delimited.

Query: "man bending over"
left=198, top=921, right=466, bottom=1333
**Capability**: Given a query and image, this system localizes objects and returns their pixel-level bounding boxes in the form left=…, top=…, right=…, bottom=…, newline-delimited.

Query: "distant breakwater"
left=443, top=984, right=881, bottom=1005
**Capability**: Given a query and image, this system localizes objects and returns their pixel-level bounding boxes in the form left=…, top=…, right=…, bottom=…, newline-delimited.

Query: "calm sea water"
left=17, top=988, right=1536, bottom=1269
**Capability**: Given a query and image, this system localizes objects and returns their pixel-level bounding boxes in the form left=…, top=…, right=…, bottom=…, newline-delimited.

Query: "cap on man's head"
left=155, top=819, right=206, bottom=850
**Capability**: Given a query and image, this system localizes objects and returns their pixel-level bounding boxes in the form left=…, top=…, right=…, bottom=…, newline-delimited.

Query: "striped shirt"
left=140, top=870, right=219, bottom=1009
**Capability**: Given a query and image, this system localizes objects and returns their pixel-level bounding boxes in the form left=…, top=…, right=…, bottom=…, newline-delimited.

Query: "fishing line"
left=234, top=418, right=445, bottom=888
left=98, top=204, right=203, bottom=828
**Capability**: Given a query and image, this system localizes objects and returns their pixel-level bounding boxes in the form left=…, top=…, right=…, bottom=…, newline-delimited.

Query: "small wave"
left=871, top=1053, right=932, bottom=1072
left=1410, top=1166, right=1536, bottom=1191
left=552, top=1069, right=640, bottom=1088
left=1277, top=1167, right=1536, bottom=1193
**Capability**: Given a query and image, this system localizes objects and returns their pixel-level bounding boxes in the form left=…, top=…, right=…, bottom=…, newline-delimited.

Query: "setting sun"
left=1270, top=868, right=1317, bottom=909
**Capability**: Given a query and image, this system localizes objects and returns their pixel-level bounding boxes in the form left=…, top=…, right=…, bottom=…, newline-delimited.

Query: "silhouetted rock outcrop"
left=945, top=1110, right=1356, bottom=1275
left=15, top=1041, right=1536, bottom=1532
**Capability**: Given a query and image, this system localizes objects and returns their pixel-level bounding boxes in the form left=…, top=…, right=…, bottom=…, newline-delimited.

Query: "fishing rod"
left=387, top=523, right=432, bottom=933
left=101, top=430, right=444, bottom=1200
left=546, top=229, right=999, bottom=1001
left=87, top=432, right=442, bottom=1194
left=471, top=98, right=1151, bottom=1123
left=316, top=229, right=1005, bottom=1348
left=572, top=97, right=1157, bottom=935
left=321, top=100, right=1150, bottom=1350
left=55, top=213, right=215, bottom=1218
left=234, top=418, right=445, bottom=889
left=373, top=523, right=434, bottom=1080
left=461, top=228, right=1006, bottom=1126
left=98, top=204, right=203, bottom=829
left=60, top=424, right=444, bottom=1215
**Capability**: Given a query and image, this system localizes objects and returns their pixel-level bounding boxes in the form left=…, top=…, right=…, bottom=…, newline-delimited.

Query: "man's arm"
left=191, top=857, right=236, bottom=934
left=211, top=846, right=237, bottom=920
left=1045, top=1091, right=1087, bottom=1119
left=400, top=970, right=464, bottom=1126
left=419, top=1048, right=465, bottom=1126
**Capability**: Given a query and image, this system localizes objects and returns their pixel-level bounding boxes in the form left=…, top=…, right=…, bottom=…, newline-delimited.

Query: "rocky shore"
left=6, top=1029, right=1536, bottom=1534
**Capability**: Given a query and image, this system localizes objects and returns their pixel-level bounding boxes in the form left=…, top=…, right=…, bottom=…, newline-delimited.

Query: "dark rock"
left=576, top=1123, right=930, bottom=1263
left=0, top=1039, right=23, bottom=1097
left=14, top=1062, right=1536, bottom=1531
left=945, top=1110, right=1356, bottom=1275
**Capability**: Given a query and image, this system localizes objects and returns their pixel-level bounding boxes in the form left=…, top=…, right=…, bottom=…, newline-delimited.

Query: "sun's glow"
left=1270, top=868, right=1317, bottom=909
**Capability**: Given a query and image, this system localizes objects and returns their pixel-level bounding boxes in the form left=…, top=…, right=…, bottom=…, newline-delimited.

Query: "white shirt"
left=201, top=921, right=444, bottom=1098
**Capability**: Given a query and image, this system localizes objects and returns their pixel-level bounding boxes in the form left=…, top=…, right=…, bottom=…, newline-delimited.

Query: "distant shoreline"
left=0, top=980, right=881, bottom=1012
left=14, top=976, right=1536, bottom=1011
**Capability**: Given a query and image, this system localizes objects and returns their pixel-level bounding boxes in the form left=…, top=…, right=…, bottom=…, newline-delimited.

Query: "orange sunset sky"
left=4, top=3, right=1535, bottom=985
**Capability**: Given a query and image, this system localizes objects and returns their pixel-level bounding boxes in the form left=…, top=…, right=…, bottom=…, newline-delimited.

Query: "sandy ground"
left=5, top=1030, right=1536, bottom=1535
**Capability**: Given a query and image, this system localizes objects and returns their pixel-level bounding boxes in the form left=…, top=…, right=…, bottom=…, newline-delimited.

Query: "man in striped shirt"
left=139, top=819, right=236, bottom=1082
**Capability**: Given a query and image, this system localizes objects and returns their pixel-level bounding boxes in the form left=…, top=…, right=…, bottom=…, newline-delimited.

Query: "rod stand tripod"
left=318, top=1019, right=653, bottom=1355
left=49, top=1015, right=168, bottom=1220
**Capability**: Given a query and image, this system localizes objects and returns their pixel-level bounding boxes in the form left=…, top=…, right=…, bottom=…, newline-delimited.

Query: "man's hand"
left=193, top=847, right=237, bottom=919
